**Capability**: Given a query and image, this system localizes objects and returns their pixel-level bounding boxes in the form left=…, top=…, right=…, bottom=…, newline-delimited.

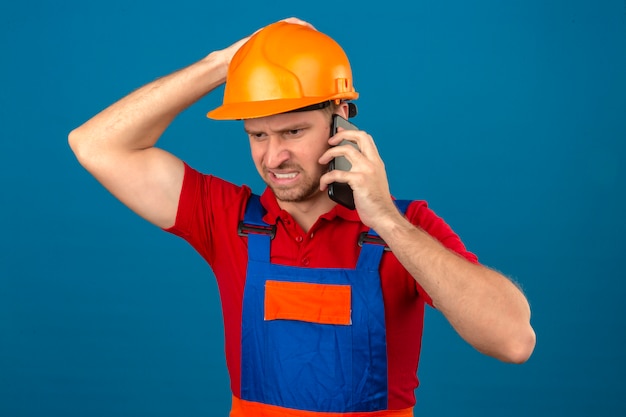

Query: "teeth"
left=274, top=172, right=297, bottom=179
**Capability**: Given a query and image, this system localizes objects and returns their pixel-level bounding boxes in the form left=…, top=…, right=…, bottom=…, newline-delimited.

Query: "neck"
left=277, top=193, right=336, bottom=232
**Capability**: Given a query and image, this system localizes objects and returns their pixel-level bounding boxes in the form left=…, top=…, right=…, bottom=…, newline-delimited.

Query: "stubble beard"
left=263, top=163, right=324, bottom=203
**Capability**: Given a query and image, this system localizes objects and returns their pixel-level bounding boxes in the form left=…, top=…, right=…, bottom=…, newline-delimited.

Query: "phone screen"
left=328, top=114, right=359, bottom=210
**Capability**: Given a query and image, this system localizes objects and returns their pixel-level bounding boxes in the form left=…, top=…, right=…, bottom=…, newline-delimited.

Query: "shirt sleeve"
left=409, top=201, right=478, bottom=264
left=405, top=200, right=479, bottom=306
left=163, top=162, right=251, bottom=266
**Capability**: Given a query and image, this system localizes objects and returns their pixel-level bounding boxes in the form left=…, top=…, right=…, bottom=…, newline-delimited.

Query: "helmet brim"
left=206, top=93, right=358, bottom=120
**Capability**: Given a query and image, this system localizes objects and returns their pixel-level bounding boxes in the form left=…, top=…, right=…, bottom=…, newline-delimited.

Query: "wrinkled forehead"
left=243, top=109, right=329, bottom=133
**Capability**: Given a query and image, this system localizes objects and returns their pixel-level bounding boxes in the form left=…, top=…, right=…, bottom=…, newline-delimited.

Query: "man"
left=69, top=18, right=535, bottom=417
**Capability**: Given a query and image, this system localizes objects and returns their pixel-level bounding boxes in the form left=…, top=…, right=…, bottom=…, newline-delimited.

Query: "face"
left=244, top=110, right=332, bottom=205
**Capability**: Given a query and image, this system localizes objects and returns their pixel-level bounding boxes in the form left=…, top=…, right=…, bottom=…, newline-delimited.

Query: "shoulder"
left=167, top=163, right=253, bottom=236
left=181, top=163, right=252, bottom=208
left=405, top=200, right=478, bottom=264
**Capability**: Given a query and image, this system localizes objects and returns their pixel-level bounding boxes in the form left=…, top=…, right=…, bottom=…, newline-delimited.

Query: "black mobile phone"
left=328, top=114, right=360, bottom=210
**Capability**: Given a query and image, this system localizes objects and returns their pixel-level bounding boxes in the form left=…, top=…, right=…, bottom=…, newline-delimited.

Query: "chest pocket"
left=264, top=280, right=352, bottom=325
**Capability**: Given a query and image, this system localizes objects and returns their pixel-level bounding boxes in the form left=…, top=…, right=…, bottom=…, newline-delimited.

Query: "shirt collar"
left=259, top=187, right=362, bottom=225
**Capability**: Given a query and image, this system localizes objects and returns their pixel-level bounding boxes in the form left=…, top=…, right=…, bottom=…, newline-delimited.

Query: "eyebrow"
left=244, top=122, right=313, bottom=136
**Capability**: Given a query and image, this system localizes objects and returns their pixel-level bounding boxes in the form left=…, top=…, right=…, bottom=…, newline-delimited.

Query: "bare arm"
left=67, top=22, right=268, bottom=228
left=377, top=213, right=535, bottom=363
left=319, top=128, right=536, bottom=363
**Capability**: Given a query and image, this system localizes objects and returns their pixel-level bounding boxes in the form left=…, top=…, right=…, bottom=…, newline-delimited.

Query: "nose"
left=264, top=136, right=291, bottom=169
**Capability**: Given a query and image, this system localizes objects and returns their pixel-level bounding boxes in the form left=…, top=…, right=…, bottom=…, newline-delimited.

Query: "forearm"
left=67, top=50, right=232, bottom=228
left=377, top=213, right=536, bottom=363
left=69, top=51, right=228, bottom=155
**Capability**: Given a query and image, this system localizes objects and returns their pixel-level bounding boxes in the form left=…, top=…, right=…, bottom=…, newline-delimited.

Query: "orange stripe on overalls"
left=230, top=396, right=414, bottom=417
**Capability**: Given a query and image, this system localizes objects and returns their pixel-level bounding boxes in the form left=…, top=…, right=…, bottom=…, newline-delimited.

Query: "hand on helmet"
left=219, top=17, right=315, bottom=69
left=280, top=17, right=316, bottom=30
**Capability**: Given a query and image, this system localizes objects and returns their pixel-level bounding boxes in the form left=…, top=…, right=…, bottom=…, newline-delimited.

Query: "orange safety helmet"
left=207, top=21, right=358, bottom=120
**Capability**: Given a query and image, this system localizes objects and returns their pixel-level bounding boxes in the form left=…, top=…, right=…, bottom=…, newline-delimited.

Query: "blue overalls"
left=237, top=195, right=411, bottom=414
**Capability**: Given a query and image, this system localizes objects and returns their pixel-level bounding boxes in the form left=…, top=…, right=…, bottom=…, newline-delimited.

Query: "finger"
left=328, top=129, right=381, bottom=162
left=328, top=126, right=356, bottom=145
left=280, top=17, right=316, bottom=30
left=319, top=169, right=352, bottom=191
left=328, top=127, right=370, bottom=148
left=318, top=141, right=362, bottom=165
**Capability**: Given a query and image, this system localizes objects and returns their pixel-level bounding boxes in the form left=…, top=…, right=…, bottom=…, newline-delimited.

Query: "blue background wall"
left=1, top=1, right=625, bottom=416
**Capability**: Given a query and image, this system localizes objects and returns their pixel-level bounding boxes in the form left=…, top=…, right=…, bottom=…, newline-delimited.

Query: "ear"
left=336, top=102, right=350, bottom=119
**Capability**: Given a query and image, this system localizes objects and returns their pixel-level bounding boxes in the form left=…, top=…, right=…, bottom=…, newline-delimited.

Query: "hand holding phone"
left=328, top=115, right=360, bottom=210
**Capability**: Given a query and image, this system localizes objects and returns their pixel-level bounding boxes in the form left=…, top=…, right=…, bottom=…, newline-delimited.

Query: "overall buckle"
left=357, top=232, right=391, bottom=251
left=238, top=222, right=276, bottom=240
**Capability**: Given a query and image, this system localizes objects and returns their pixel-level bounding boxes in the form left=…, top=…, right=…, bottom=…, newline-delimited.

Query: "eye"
left=249, top=132, right=267, bottom=141
left=284, top=128, right=304, bottom=138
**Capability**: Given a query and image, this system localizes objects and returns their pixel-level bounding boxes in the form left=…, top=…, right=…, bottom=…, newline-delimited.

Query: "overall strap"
left=239, top=194, right=271, bottom=231
left=356, top=199, right=413, bottom=271
left=394, top=199, right=412, bottom=217
left=238, top=194, right=274, bottom=263
left=239, top=196, right=414, bottom=266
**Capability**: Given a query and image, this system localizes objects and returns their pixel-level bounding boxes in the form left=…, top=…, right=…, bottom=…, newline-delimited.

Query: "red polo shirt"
left=165, top=163, right=478, bottom=410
